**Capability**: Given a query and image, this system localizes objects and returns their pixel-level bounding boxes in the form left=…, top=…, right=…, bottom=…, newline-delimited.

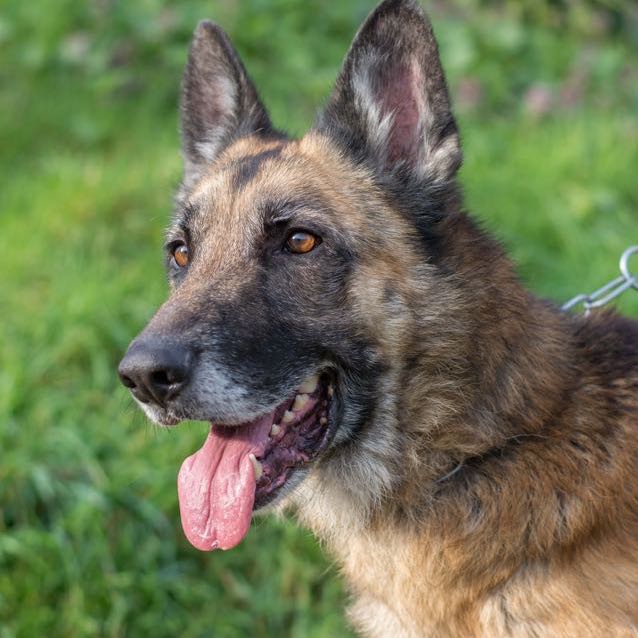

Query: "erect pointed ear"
left=180, top=21, right=273, bottom=187
left=317, top=0, right=461, bottom=186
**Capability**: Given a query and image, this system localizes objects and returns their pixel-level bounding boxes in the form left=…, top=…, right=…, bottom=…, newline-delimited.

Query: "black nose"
left=118, top=339, right=193, bottom=407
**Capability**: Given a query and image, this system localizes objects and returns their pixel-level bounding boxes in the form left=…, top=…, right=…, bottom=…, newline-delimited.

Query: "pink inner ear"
left=377, top=62, right=423, bottom=168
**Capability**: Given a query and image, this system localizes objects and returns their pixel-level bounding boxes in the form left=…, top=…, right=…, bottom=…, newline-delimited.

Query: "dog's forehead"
left=178, top=133, right=374, bottom=241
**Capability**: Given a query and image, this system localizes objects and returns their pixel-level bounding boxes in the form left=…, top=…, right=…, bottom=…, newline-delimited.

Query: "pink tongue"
left=177, top=415, right=273, bottom=551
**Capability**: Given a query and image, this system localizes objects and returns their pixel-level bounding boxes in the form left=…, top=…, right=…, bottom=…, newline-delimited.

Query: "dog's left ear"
left=317, top=0, right=461, bottom=186
left=180, top=21, right=273, bottom=188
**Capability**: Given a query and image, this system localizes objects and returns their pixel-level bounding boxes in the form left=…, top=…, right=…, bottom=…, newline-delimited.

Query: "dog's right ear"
left=180, top=21, right=273, bottom=188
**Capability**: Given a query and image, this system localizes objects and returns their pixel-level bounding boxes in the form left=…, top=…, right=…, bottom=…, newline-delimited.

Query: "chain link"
left=562, top=245, right=638, bottom=315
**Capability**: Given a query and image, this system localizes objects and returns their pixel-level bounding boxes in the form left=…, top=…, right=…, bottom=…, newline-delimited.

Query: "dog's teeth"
left=270, top=423, right=281, bottom=437
left=298, top=374, right=319, bottom=394
left=248, top=453, right=263, bottom=480
left=320, top=416, right=328, bottom=426
left=328, top=385, right=334, bottom=398
left=293, top=394, right=309, bottom=411
left=282, top=410, right=295, bottom=423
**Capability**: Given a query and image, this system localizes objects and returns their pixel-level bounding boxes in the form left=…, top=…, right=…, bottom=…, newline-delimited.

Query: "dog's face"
left=119, top=0, right=462, bottom=550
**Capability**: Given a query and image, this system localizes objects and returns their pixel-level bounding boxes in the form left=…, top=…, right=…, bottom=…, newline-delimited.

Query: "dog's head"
left=119, top=0, right=462, bottom=550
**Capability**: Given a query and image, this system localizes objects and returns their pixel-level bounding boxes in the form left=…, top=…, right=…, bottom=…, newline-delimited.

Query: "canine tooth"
left=248, top=454, right=263, bottom=480
left=298, top=374, right=319, bottom=394
left=293, top=394, right=309, bottom=411
left=328, top=385, right=334, bottom=398
left=320, top=416, right=327, bottom=426
left=282, top=410, right=295, bottom=423
left=270, top=423, right=281, bottom=437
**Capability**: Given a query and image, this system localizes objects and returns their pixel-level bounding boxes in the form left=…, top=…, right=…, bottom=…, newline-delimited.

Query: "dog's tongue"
left=177, top=415, right=273, bottom=551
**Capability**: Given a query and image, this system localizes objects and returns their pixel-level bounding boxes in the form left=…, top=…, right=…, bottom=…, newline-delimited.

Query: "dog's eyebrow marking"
left=263, top=199, right=304, bottom=225
left=261, top=195, right=333, bottom=229
left=172, top=202, right=198, bottom=229
left=232, top=146, right=284, bottom=191
left=166, top=203, right=197, bottom=246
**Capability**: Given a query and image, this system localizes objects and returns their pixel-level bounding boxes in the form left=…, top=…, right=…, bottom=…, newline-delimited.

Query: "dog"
left=118, top=0, right=638, bottom=635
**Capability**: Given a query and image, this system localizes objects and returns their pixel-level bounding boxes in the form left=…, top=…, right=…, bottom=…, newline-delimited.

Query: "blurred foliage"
left=0, top=0, right=637, bottom=636
left=475, top=0, right=638, bottom=40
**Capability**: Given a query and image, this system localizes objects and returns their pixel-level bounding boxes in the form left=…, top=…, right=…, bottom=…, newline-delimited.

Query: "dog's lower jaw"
left=288, top=379, right=407, bottom=541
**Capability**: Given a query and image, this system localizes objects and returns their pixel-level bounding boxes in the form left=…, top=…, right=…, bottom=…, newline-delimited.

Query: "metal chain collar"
left=562, top=245, right=638, bottom=315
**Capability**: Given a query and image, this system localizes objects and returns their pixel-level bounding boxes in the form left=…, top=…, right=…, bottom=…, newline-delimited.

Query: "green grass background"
left=1, top=0, right=637, bottom=636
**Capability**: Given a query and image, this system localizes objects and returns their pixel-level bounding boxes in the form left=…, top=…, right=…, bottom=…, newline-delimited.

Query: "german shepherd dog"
left=118, top=0, right=638, bottom=635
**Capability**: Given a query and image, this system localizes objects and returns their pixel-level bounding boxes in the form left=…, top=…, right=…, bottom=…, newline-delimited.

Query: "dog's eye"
left=171, top=243, right=189, bottom=268
left=285, top=231, right=320, bottom=254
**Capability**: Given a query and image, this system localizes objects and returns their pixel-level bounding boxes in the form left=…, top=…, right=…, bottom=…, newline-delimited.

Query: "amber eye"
left=286, top=231, right=319, bottom=254
left=172, top=243, right=189, bottom=268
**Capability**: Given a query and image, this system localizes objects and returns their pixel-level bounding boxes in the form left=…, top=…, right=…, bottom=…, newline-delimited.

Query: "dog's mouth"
left=176, top=371, right=336, bottom=551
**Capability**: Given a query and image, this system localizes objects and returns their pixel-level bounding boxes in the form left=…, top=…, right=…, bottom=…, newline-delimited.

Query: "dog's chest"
left=329, top=528, right=473, bottom=636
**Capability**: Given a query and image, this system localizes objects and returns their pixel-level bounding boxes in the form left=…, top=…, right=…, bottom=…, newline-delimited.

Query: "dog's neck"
left=402, top=211, right=576, bottom=483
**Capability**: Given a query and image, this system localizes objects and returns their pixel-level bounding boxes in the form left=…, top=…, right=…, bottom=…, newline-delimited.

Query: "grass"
left=1, top=1, right=637, bottom=636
